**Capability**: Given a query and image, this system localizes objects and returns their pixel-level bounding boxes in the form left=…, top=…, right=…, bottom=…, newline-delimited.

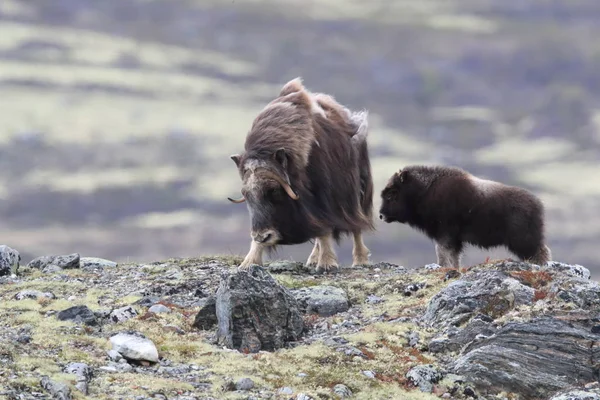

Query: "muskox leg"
left=315, top=235, right=339, bottom=274
left=306, top=240, right=320, bottom=267
left=351, top=231, right=370, bottom=267
left=238, top=240, right=264, bottom=270
left=435, top=241, right=462, bottom=268
left=524, top=244, right=552, bottom=266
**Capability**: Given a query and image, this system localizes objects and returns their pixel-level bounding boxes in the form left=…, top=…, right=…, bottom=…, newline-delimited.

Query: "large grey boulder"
left=0, top=245, right=20, bottom=276
left=216, top=265, right=304, bottom=352
left=28, top=253, right=80, bottom=270
left=452, top=317, right=600, bottom=399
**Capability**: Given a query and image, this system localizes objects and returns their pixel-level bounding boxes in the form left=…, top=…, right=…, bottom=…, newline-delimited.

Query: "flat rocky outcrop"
left=2, top=248, right=600, bottom=400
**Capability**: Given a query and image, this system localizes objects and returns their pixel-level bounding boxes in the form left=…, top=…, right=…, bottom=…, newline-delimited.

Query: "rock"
left=40, top=376, right=71, bottom=400
left=297, top=394, right=313, bottom=400
left=235, top=377, right=255, bottom=390
left=110, top=306, right=138, bottom=323
left=366, top=294, right=384, bottom=304
left=332, top=383, right=353, bottom=398
left=14, top=290, right=55, bottom=300
left=278, top=387, right=294, bottom=395
left=148, top=304, right=171, bottom=314
left=57, top=305, right=98, bottom=326
left=64, top=362, right=92, bottom=395
left=216, top=265, right=304, bottom=352
left=452, top=317, right=600, bottom=399
left=549, top=390, right=600, bottom=400
left=99, top=361, right=133, bottom=373
left=403, top=282, right=425, bottom=296
left=423, top=263, right=442, bottom=270
left=546, top=262, right=591, bottom=280
left=423, top=269, right=535, bottom=328
left=407, top=331, right=420, bottom=347
left=555, top=278, right=600, bottom=308
left=406, top=364, right=445, bottom=393
left=266, top=260, right=308, bottom=274
left=28, top=253, right=80, bottom=270
left=107, top=350, right=123, bottom=362
left=42, top=265, right=63, bottom=274
left=134, top=296, right=161, bottom=307
left=428, top=315, right=497, bottom=354
left=0, top=245, right=20, bottom=276
left=192, top=297, right=217, bottom=330
left=291, top=285, right=349, bottom=317
left=109, top=332, right=159, bottom=363
left=80, top=257, right=117, bottom=269
left=362, top=370, right=376, bottom=379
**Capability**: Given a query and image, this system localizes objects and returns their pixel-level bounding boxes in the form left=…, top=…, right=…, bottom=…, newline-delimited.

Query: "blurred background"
left=1, top=0, right=599, bottom=277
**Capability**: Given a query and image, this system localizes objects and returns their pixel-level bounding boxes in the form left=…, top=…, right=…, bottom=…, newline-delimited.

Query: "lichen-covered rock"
left=14, top=290, right=55, bottom=300
left=216, top=265, right=304, bottom=352
left=64, top=362, right=92, bottom=395
left=332, top=383, right=352, bottom=398
left=28, top=253, right=80, bottom=270
left=110, top=306, right=138, bottom=323
left=40, top=376, right=71, bottom=400
left=109, top=332, right=159, bottom=363
left=406, top=364, right=445, bottom=393
left=549, top=390, right=600, bottom=400
left=428, top=314, right=497, bottom=354
left=291, top=285, right=349, bottom=317
left=80, top=257, right=117, bottom=269
left=148, top=304, right=170, bottom=314
left=192, top=296, right=217, bottom=330
left=547, top=261, right=591, bottom=280
left=423, top=269, right=535, bottom=327
left=0, top=245, right=20, bottom=276
left=452, top=317, right=600, bottom=399
left=57, top=305, right=98, bottom=325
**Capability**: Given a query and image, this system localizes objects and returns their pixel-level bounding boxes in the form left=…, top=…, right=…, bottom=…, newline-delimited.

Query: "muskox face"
left=379, top=170, right=411, bottom=224
left=228, top=149, right=301, bottom=246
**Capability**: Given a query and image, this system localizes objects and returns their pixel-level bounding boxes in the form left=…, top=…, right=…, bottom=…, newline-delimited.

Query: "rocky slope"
left=1, top=245, right=600, bottom=400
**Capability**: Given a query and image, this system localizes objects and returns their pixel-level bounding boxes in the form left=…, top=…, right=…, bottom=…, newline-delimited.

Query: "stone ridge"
left=0, top=246, right=599, bottom=400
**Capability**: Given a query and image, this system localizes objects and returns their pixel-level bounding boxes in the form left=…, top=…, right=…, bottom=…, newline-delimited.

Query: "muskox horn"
left=228, top=196, right=246, bottom=203
left=262, top=170, right=299, bottom=200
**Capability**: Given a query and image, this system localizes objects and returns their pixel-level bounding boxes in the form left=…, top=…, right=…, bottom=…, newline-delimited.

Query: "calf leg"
left=352, top=231, right=370, bottom=267
left=315, top=235, right=339, bottom=274
left=435, top=241, right=462, bottom=268
left=306, top=240, right=320, bottom=267
left=239, top=241, right=264, bottom=271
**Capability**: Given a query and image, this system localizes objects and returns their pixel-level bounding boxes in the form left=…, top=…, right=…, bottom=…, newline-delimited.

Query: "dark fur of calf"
left=379, top=165, right=552, bottom=268
left=229, top=78, right=374, bottom=273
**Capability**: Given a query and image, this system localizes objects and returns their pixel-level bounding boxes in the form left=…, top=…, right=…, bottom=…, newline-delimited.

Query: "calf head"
left=228, top=148, right=300, bottom=246
left=379, top=169, right=414, bottom=224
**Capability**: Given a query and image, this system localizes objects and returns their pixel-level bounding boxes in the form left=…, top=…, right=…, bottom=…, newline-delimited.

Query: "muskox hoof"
left=315, top=264, right=339, bottom=275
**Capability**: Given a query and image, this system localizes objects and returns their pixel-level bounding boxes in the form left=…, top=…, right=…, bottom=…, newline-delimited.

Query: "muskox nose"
left=379, top=214, right=384, bottom=220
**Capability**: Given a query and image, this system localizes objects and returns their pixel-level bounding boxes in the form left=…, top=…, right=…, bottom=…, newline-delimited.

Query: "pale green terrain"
left=0, top=0, right=599, bottom=275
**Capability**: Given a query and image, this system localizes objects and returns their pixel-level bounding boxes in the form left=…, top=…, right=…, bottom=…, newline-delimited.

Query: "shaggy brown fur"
left=379, top=165, right=552, bottom=268
left=229, top=77, right=374, bottom=273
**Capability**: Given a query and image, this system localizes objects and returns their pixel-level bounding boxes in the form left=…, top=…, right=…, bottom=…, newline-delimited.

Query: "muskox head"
left=379, top=169, right=415, bottom=224
left=228, top=148, right=302, bottom=245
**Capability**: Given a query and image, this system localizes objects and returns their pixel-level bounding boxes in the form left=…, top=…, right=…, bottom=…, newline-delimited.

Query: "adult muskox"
left=379, top=165, right=552, bottom=268
left=228, top=78, right=374, bottom=273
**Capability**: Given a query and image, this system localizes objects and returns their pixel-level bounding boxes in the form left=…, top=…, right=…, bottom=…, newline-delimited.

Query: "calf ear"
left=273, top=148, right=288, bottom=170
left=230, top=154, right=241, bottom=167
left=394, top=170, right=408, bottom=184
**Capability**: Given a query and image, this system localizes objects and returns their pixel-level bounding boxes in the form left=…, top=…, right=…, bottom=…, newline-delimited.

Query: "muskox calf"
left=379, top=165, right=552, bottom=268
left=228, top=77, right=375, bottom=273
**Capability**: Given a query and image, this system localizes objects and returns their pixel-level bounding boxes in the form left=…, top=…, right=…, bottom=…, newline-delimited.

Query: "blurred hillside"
left=1, top=0, right=599, bottom=276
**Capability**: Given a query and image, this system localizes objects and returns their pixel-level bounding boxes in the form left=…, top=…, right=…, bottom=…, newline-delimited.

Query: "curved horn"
left=228, top=196, right=246, bottom=203
left=263, top=170, right=299, bottom=200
